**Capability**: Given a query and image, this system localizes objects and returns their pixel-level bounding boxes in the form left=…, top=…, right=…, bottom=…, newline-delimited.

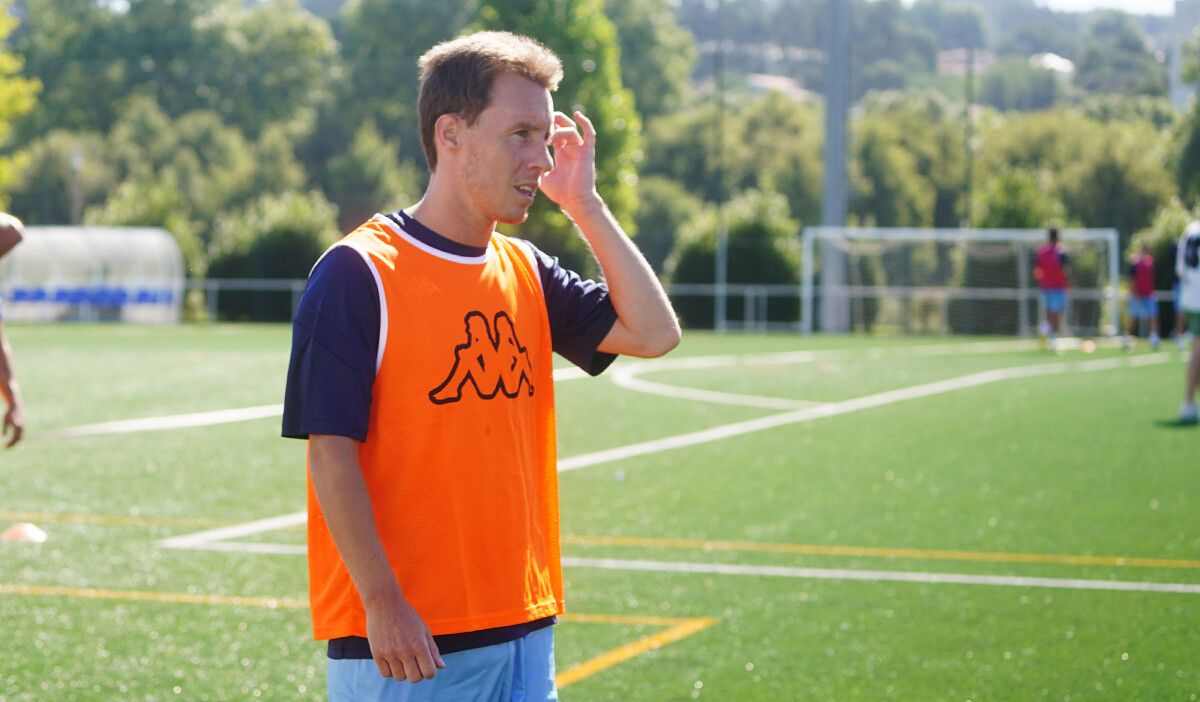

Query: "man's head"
left=1048, top=227, right=1059, bottom=244
left=417, top=31, right=563, bottom=172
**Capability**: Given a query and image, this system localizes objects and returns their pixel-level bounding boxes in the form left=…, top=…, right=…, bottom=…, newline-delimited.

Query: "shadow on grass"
left=1155, top=418, right=1199, bottom=429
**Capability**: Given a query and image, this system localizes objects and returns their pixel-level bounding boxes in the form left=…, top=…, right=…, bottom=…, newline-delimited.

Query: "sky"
left=1035, top=0, right=1174, bottom=15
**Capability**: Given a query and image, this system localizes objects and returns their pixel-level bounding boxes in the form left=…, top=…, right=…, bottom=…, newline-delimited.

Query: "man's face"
left=456, top=71, right=554, bottom=226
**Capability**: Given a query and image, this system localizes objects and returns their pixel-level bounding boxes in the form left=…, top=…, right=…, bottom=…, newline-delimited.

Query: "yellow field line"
left=562, top=534, right=1200, bottom=570
left=556, top=615, right=716, bottom=688
left=0, top=584, right=307, bottom=609
left=0, top=583, right=712, bottom=688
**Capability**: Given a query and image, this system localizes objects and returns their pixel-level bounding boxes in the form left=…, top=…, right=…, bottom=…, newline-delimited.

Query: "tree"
left=7, top=130, right=112, bottom=225
left=979, top=57, right=1061, bottom=112
left=14, top=0, right=335, bottom=137
left=0, top=0, right=40, bottom=205
left=1058, top=120, right=1173, bottom=251
left=633, top=176, right=703, bottom=274
left=603, top=0, right=695, bottom=119
left=910, top=0, right=986, bottom=50
left=335, top=0, right=476, bottom=165
left=666, top=189, right=799, bottom=328
left=207, top=190, right=341, bottom=319
left=1073, top=11, right=1166, bottom=97
left=323, top=121, right=422, bottom=231
left=193, top=0, right=337, bottom=138
left=474, top=0, right=642, bottom=275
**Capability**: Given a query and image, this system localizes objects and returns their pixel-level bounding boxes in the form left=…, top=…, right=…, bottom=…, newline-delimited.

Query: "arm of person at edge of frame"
left=0, top=213, right=24, bottom=447
left=540, top=110, right=681, bottom=359
left=307, top=434, right=446, bottom=683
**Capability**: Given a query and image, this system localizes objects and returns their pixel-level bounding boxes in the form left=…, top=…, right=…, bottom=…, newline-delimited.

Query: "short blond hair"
left=417, top=31, right=563, bottom=171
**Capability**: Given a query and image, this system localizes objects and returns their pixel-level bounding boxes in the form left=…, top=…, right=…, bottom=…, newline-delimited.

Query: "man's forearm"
left=564, top=197, right=680, bottom=357
left=308, top=435, right=402, bottom=603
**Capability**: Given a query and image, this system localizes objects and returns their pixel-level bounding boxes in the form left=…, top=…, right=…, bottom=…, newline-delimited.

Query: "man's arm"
left=541, top=111, right=680, bottom=358
left=0, top=323, right=22, bottom=447
left=0, top=213, right=23, bottom=260
left=307, top=434, right=444, bottom=682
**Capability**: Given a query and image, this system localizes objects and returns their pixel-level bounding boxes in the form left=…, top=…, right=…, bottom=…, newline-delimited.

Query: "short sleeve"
left=522, top=241, right=618, bottom=376
left=281, top=247, right=380, bottom=441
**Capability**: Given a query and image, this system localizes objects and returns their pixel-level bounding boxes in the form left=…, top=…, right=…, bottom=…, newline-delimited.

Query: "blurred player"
left=1034, top=227, right=1070, bottom=351
left=1177, top=221, right=1200, bottom=423
left=1123, top=242, right=1160, bottom=350
left=0, top=212, right=24, bottom=447
left=282, top=31, right=679, bottom=701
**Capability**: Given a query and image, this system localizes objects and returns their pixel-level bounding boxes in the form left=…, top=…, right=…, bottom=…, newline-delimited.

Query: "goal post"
left=801, top=227, right=1121, bottom=336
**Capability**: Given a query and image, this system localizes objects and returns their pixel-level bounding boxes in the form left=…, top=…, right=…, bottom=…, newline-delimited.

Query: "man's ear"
left=434, top=113, right=463, bottom=155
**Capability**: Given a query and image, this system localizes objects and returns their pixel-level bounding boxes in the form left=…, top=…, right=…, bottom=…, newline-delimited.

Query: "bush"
left=207, top=190, right=340, bottom=321
left=666, top=189, right=800, bottom=328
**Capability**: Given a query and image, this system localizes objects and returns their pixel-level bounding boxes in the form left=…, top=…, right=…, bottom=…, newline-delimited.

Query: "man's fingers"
left=401, top=655, right=426, bottom=683
left=427, top=632, right=446, bottom=669
left=573, top=110, right=596, bottom=142
left=414, top=647, right=438, bottom=679
left=374, top=656, right=393, bottom=679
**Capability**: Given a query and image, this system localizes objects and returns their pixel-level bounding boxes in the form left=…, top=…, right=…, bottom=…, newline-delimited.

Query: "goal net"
left=801, top=227, right=1120, bottom=336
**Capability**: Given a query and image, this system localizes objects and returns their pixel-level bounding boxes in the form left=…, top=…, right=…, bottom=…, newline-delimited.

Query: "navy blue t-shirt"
left=282, top=210, right=618, bottom=657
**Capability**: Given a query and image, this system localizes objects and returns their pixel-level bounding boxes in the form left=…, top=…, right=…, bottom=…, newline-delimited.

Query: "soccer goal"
left=800, top=227, right=1120, bottom=336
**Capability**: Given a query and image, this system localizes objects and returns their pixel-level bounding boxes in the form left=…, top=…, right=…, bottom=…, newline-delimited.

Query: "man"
left=1034, top=227, right=1070, bottom=351
left=282, top=31, right=679, bottom=700
left=1123, top=242, right=1160, bottom=350
left=1176, top=221, right=1200, bottom=423
left=0, top=212, right=23, bottom=447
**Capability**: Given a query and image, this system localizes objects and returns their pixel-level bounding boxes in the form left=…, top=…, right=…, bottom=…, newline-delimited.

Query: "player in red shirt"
left=1123, top=243, right=1160, bottom=350
left=1034, top=228, right=1070, bottom=351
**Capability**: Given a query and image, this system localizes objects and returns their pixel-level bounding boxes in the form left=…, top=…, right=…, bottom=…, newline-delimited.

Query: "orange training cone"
left=1, top=522, right=48, bottom=543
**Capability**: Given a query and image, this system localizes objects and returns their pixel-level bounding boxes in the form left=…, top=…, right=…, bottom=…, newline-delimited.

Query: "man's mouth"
left=515, top=184, right=537, bottom=203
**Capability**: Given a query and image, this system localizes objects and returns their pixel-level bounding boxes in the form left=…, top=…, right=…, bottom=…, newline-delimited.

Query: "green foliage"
left=7, top=130, right=112, bottom=224
left=1130, top=198, right=1195, bottom=293
left=474, top=0, right=641, bottom=276
left=1073, top=11, right=1166, bottom=97
left=910, top=0, right=986, bottom=50
left=195, top=0, right=338, bottom=138
left=15, top=0, right=334, bottom=138
left=643, top=91, right=821, bottom=226
left=978, top=57, right=1060, bottom=112
left=207, top=190, right=340, bottom=320
left=1080, top=95, right=1176, bottom=131
left=84, top=176, right=204, bottom=277
left=851, top=112, right=934, bottom=227
left=1057, top=120, right=1173, bottom=250
left=973, top=170, right=1064, bottom=229
left=632, top=176, right=703, bottom=274
left=0, top=1, right=40, bottom=205
left=335, top=0, right=476, bottom=165
left=1173, top=103, right=1200, bottom=205
left=665, top=189, right=799, bottom=328
left=322, top=121, right=422, bottom=231
left=603, top=0, right=695, bottom=120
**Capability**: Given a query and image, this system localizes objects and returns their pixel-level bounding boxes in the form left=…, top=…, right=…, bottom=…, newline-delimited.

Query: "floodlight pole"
left=714, top=0, right=729, bottom=333
left=818, top=0, right=851, bottom=332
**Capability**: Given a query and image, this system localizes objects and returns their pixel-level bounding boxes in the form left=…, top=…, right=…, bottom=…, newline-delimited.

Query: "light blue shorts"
left=327, top=626, right=557, bottom=702
left=1042, top=289, right=1067, bottom=313
left=1127, top=295, right=1157, bottom=320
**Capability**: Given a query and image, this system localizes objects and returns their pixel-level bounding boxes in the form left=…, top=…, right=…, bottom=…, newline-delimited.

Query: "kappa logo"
left=429, top=311, right=535, bottom=404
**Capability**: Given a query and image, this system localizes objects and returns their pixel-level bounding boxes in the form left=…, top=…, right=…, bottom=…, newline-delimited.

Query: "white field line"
left=43, top=404, right=286, bottom=439
left=561, top=557, right=1200, bottom=595
left=558, top=353, right=1171, bottom=472
left=46, top=368, right=590, bottom=439
left=159, top=352, right=1172, bottom=555
left=158, top=511, right=307, bottom=550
